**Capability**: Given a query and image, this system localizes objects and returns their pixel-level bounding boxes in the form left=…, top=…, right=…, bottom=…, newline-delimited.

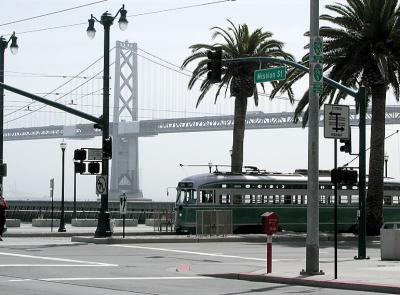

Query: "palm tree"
left=182, top=20, right=293, bottom=173
left=272, top=0, right=400, bottom=235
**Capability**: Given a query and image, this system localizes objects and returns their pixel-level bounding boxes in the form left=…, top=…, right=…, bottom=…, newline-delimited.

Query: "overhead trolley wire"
left=6, top=0, right=236, bottom=36
left=4, top=49, right=114, bottom=123
left=0, top=0, right=107, bottom=27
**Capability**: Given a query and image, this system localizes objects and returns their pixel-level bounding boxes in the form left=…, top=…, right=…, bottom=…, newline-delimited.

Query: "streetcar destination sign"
left=324, top=104, right=350, bottom=139
left=254, top=66, right=286, bottom=83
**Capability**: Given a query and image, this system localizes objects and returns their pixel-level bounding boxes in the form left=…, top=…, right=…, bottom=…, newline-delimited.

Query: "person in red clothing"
left=0, top=196, right=8, bottom=241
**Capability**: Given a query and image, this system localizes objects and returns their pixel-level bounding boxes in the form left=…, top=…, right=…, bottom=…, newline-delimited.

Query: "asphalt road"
left=0, top=237, right=384, bottom=294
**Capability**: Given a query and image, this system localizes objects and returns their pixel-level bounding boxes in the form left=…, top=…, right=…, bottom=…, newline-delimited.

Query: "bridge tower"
left=109, top=41, right=142, bottom=200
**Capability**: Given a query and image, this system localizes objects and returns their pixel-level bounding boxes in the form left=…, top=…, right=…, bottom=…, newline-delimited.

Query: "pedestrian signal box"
left=261, top=212, right=279, bottom=235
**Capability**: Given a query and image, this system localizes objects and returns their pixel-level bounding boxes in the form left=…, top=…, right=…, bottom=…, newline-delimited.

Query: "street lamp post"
left=86, top=5, right=128, bottom=237
left=384, top=153, right=389, bottom=178
left=0, top=32, right=18, bottom=195
left=58, top=141, right=67, bottom=232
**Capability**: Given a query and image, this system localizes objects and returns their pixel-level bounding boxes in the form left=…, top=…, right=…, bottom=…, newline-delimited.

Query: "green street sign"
left=313, top=36, right=323, bottom=63
left=254, top=66, right=286, bottom=83
left=312, top=63, right=323, bottom=94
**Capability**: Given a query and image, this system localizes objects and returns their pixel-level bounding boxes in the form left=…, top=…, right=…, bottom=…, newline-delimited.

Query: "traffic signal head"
left=103, top=137, right=112, bottom=159
left=88, top=162, right=101, bottom=174
left=342, top=169, right=358, bottom=185
left=206, top=47, right=222, bottom=83
left=74, top=149, right=87, bottom=161
left=74, top=162, right=86, bottom=174
left=339, top=138, right=351, bottom=154
left=331, top=168, right=358, bottom=185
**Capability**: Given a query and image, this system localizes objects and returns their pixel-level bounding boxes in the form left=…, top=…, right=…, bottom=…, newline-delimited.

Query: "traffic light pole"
left=355, top=86, right=368, bottom=259
left=333, top=139, right=338, bottom=279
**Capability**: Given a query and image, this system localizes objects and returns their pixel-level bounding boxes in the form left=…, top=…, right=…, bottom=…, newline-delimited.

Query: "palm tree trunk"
left=366, top=84, right=386, bottom=236
left=231, top=96, right=247, bottom=173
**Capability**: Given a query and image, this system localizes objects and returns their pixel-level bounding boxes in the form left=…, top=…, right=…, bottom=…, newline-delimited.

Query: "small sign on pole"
left=120, top=193, right=127, bottom=238
left=87, top=148, right=103, bottom=161
left=96, top=175, right=107, bottom=195
left=312, top=36, right=323, bottom=63
left=312, top=63, right=323, bottom=94
left=120, top=194, right=127, bottom=215
left=49, top=178, right=54, bottom=232
left=324, top=104, right=350, bottom=139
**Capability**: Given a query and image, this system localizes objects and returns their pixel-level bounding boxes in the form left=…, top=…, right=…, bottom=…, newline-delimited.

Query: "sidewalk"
left=71, top=232, right=400, bottom=294
left=3, top=224, right=400, bottom=294
left=4, top=223, right=171, bottom=237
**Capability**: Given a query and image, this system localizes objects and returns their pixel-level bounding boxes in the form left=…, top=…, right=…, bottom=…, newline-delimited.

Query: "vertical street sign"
left=312, top=63, right=323, bottom=94
left=120, top=193, right=127, bottom=238
left=324, top=105, right=350, bottom=139
left=50, top=178, right=54, bottom=232
left=96, top=175, right=107, bottom=195
left=120, top=194, right=127, bottom=215
left=311, top=36, right=323, bottom=95
left=313, top=36, right=323, bottom=63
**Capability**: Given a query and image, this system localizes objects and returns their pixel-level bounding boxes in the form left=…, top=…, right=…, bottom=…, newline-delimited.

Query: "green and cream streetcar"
left=174, top=168, right=400, bottom=234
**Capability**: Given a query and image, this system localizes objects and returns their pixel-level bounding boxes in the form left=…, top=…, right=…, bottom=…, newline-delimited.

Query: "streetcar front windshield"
left=176, top=189, right=197, bottom=204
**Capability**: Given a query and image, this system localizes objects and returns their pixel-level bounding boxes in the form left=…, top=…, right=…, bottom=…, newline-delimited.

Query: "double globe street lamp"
left=0, top=32, right=18, bottom=194
left=86, top=5, right=128, bottom=237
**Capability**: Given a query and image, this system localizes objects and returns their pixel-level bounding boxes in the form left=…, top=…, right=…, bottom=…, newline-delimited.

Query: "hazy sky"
left=2, top=0, right=400, bottom=203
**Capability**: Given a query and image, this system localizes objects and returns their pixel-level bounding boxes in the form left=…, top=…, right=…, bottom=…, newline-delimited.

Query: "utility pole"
left=304, top=0, right=322, bottom=275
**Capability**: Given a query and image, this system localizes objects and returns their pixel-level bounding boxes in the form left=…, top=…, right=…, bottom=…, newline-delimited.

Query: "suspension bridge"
left=3, top=40, right=400, bottom=199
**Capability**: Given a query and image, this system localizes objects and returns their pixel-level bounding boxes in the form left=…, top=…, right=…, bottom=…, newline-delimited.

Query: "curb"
left=206, top=273, right=400, bottom=294
left=5, top=231, right=381, bottom=243
left=70, top=234, right=380, bottom=244
left=71, top=236, right=266, bottom=244
left=6, top=231, right=175, bottom=238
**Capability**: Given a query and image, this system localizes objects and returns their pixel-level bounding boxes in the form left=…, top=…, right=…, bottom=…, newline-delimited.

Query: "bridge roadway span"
left=4, top=106, right=400, bottom=140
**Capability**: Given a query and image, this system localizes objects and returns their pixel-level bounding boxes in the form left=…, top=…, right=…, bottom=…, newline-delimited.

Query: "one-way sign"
left=324, top=104, right=350, bottom=139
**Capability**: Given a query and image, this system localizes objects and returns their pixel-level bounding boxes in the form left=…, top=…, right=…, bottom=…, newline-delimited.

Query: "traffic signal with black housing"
left=339, top=132, right=352, bottom=154
left=74, top=149, right=87, bottom=161
left=330, top=168, right=358, bottom=185
left=340, top=139, right=351, bottom=153
left=74, top=162, right=86, bottom=174
left=88, top=162, right=101, bottom=174
left=103, top=136, right=112, bottom=159
left=207, top=47, right=222, bottom=83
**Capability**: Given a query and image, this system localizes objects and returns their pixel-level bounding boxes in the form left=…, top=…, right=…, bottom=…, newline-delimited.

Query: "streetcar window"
left=393, top=197, right=399, bottom=204
left=340, top=196, right=349, bottom=204
left=220, top=194, right=231, bottom=204
left=351, top=195, right=358, bottom=204
left=320, top=195, right=326, bottom=204
left=284, top=195, right=291, bottom=204
left=200, top=190, right=214, bottom=203
left=384, top=196, right=392, bottom=205
left=243, top=195, right=257, bottom=204
left=176, top=189, right=197, bottom=204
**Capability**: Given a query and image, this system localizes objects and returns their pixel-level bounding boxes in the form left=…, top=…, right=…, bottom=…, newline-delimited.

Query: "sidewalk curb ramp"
left=206, top=273, right=400, bottom=294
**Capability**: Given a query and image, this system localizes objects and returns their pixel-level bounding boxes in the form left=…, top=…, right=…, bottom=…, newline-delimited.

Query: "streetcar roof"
left=178, top=172, right=329, bottom=188
left=177, top=172, right=400, bottom=189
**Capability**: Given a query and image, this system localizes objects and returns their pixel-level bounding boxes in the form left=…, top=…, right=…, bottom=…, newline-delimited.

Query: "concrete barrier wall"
left=6, top=219, right=20, bottom=227
left=32, top=219, right=60, bottom=227
left=71, top=219, right=98, bottom=227
left=114, top=219, right=138, bottom=227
